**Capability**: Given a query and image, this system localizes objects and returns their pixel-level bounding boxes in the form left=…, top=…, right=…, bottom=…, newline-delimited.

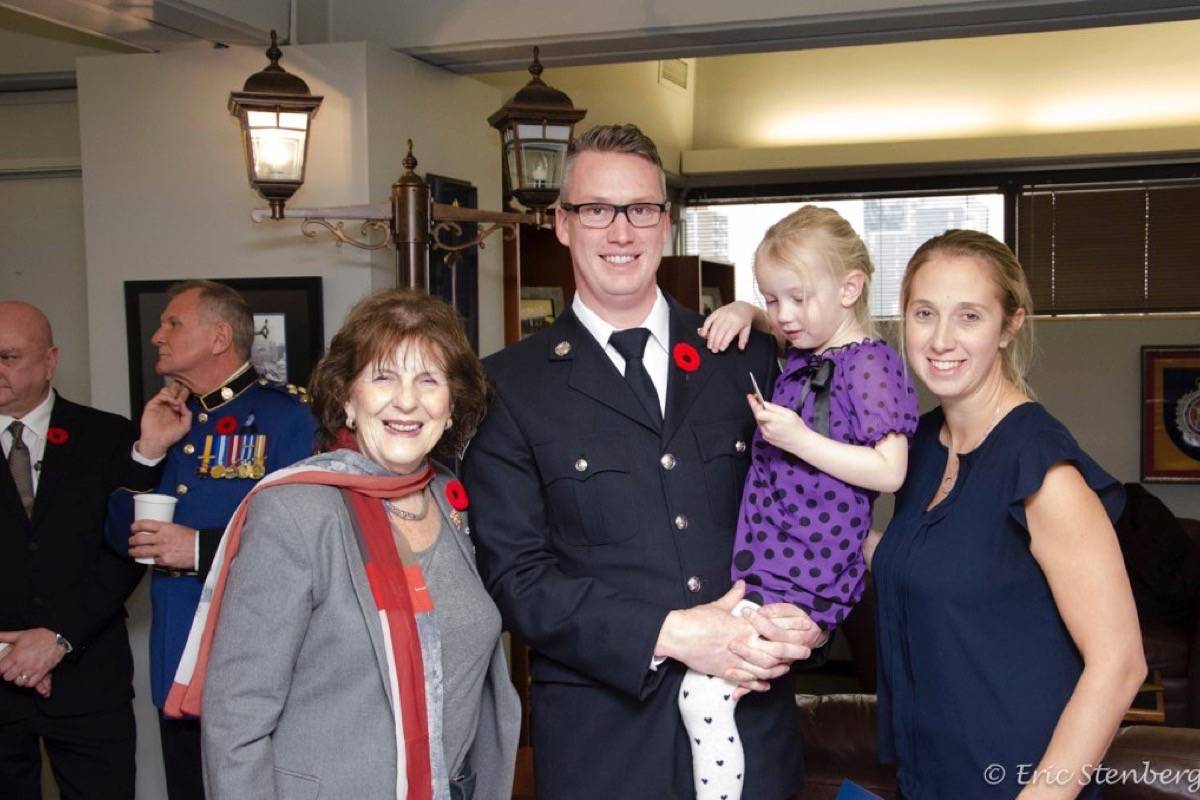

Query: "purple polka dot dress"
left=731, top=339, right=918, bottom=629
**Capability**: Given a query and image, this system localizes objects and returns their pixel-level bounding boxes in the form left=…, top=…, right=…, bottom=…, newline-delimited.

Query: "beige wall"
left=688, top=19, right=1200, bottom=172
left=477, top=58, right=695, bottom=175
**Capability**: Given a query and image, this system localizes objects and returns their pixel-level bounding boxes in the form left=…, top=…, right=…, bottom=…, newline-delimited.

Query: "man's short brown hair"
left=559, top=123, right=666, bottom=202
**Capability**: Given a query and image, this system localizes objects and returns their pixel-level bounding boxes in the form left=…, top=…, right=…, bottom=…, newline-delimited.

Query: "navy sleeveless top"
left=873, top=402, right=1123, bottom=799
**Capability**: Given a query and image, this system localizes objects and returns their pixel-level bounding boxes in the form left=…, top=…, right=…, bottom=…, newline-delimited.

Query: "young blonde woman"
left=867, top=230, right=1145, bottom=798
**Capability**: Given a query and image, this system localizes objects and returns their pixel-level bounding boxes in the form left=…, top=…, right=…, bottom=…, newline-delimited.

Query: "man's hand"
left=136, top=382, right=192, bottom=460
left=129, top=520, right=196, bottom=569
left=726, top=603, right=828, bottom=692
left=655, top=581, right=792, bottom=688
left=0, top=628, right=66, bottom=688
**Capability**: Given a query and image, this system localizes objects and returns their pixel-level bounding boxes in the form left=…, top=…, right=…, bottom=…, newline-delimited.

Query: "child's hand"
left=748, top=394, right=813, bottom=457
left=698, top=300, right=757, bottom=352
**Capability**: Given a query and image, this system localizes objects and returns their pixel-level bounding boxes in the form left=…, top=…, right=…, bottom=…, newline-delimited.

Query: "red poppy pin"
left=444, top=480, right=469, bottom=511
left=673, top=342, right=701, bottom=373
left=214, top=415, right=238, bottom=435
left=46, top=427, right=69, bottom=445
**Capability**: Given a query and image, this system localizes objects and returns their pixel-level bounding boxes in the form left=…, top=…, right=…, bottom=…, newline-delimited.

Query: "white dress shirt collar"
left=572, top=289, right=670, bottom=415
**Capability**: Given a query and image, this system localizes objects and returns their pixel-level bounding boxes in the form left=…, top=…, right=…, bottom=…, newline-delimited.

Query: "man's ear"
left=841, top=270, right=867, bottom=308
left=211, top=320, right=234, bottom=356
left=555, top=207, right=571, bottom=248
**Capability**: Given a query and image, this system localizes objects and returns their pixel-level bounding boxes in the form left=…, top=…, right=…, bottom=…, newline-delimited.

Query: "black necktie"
left=609, top=328, right=662, bottom=430
left=7, top=421, right=34, bottom=517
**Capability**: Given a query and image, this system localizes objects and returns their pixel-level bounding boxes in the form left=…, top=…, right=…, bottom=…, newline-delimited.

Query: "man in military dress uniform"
left=108, top=280, right=314, bottom=800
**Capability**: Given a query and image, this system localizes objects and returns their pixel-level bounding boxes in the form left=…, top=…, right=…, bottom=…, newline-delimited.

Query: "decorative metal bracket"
left=301, top=218, right=392, bottom=250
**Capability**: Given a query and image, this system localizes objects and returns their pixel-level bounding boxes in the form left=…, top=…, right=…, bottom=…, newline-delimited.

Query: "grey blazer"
left=201, top=467, right=521, bottom=800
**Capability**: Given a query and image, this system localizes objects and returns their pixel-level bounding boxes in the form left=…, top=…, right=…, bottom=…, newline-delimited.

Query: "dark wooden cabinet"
left=503, top=226, right=735, bottom=344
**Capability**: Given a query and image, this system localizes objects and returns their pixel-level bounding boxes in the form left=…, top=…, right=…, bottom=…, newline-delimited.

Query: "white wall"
left=74, top=41, right=503, bottom=799
left=362, top=44, right=504, bottom=350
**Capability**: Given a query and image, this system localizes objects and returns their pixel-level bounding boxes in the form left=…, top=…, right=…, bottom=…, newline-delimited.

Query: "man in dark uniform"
left=462, top=125, right=827, bottom=800
left=108, top=280, right=315, bottom=800
left=0, top=301, right=159, bottom=800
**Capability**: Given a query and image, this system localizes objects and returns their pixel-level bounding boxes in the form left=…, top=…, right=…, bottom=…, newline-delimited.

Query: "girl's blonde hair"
left=900, top=229, right=1036, bottom=398
left=755, top=205, right=876, bottom=336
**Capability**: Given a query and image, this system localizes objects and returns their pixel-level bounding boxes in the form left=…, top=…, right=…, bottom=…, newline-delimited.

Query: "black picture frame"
left=427, top=173, right=480, bottom=352
left=124, top=277, right=324, bottom=419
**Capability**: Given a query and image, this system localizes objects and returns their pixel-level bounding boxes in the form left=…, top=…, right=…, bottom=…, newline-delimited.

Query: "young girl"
left=682, top=206, right=919, bottom=800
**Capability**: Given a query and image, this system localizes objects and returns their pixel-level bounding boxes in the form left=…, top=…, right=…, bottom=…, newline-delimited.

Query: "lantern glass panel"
left=250, top=127, right=306, bottom=181
left=506, top=146, right=520, bottom=191
left=545, top=124, right=571, bottom=141
left=518, top=141, right=567, bottom=189
left=278, top=112, right=309, bottom=130
left=246, top=110, right=279, bottom=128
left=516, top=123, right=546, bottom=139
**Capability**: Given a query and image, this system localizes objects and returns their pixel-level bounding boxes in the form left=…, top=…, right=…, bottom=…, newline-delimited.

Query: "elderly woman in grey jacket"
left=183, top=290, right=520, bottom=800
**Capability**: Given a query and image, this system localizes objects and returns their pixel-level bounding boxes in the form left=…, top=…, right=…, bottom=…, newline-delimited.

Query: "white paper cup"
left=133, top=493, right=177, bottom=564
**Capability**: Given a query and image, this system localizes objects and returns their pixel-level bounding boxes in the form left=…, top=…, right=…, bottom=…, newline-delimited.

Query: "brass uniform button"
left=554, top=341, right=571, bottom=357
left=735, top=439, right=747, bottom=453
left=183, top=443, right=195, bottom=455
left=574, top=458, right=588, bottom=472
left=660, top=453, right=676, bottom=470
left=176, top=484, right=188, bottom=495
left=686, top=576, right=702, bottom=593
left=674, top=515, right=688, bottom=530
left=197, top=412, right=208, bottom=423
left=258, top=377, right=268, bottom=385
left=220, top=387, right=234, bottom=401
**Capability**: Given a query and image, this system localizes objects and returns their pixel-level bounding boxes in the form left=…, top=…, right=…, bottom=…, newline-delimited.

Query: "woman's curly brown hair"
left=307, top=289, right=488, bottom=463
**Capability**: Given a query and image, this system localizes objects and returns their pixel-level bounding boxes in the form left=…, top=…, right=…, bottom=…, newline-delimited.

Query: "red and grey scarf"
left=165, top=429, right=439, bottom=800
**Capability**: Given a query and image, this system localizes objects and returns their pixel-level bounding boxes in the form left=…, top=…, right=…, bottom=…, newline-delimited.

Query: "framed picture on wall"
left=1140, top=345, right=1200, bottom=482
left=427, top=173, right=480, bottom=352
left=124, top=277, right=323, bottom=420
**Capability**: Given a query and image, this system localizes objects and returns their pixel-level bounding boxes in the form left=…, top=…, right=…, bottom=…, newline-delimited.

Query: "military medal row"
left=198, top=431, right=268, bottom=479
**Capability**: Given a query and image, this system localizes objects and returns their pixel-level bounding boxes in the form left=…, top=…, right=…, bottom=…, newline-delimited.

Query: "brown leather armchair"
left=796, top=693, right=1200, bottom=800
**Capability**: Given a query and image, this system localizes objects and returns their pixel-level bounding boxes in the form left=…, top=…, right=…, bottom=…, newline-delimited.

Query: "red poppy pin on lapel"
left=46, top=427, right=69, bottom=445
left=445, top=480, right=469, bottom=511
left=215, top=416, right=238, bottom=435
left=673, top=342, right=701, bottom=373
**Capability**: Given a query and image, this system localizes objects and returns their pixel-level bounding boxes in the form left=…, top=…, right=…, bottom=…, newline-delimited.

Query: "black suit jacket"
left=463, top=298, right=805, bottom=800
left=0, top=394, right=159, bottom=721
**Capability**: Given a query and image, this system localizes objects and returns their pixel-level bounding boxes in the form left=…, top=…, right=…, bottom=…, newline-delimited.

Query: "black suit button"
left=31, top=596, right=43, bottom=606
left=27, top=542, right=38, bottom=552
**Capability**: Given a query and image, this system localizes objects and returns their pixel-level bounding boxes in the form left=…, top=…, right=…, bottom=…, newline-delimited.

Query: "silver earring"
left=445, top=418, right=454, bottom=430
left=346, top=417, right=356, bottom=431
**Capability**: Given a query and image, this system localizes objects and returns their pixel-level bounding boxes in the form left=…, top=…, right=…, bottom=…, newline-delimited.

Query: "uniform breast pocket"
left=532, top=434, right=639, bottom=546
left=693, top=418, right=754, bottom=525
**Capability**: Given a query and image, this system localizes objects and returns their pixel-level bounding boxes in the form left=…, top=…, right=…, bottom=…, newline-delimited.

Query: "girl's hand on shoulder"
left=699, top=301, right=758, bottom=352
left=748, top=395, right=812, bottom=457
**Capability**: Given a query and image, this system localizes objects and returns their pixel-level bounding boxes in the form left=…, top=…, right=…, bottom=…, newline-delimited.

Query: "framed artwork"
left=519, top=286, right=566, bottom=340
left=427, top=173, right=480, bottom=352
left=700, top=286, right=724, bottom=316
left=124, top=277, right=324, bottom=419
left=1140, top=345, right=1200, bottom=482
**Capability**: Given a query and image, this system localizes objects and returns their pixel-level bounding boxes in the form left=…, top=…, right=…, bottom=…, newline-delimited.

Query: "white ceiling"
left=3, top=0, right=1200, bottom=72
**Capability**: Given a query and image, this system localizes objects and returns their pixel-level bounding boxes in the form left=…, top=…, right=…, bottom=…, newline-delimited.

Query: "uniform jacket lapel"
left=559, top=310, right=660, bottom=434
left=663, top=298, right=718, bottom=445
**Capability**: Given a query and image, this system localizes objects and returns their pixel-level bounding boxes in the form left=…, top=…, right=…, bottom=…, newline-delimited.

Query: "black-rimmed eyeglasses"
left=559, top=201, right=670, bottom=229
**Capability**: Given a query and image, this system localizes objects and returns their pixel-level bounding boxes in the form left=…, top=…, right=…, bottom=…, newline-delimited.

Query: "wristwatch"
left=54, top=632, right=73, bottom=655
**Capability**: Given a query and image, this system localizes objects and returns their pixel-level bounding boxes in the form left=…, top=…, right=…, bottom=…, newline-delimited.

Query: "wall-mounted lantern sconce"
left=229, top=30, right=323, bottom=220
left=235, top=46, right=585, bottom=288
left=489, top=47, right=587, bottom=211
